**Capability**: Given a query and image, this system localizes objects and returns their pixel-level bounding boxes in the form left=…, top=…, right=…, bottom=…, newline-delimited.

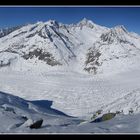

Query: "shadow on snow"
left=31, top=100, right=76, bottom=118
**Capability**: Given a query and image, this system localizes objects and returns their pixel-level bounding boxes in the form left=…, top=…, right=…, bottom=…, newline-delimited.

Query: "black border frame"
left=0, top=0, right=140, bottom=6
left=0, top=0, right=140, bottom=138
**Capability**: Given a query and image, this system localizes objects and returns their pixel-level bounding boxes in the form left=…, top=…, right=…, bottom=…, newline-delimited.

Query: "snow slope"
left=84, top=25, right=140, bottom=74
left=1, top=90, right=140, bottom=133
left=1, top=18, right=140, bottom=133
left=0, top=90, right=82, bottom=133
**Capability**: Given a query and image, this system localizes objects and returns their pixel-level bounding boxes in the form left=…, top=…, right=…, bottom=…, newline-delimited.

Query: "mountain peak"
left=100, top=25, right=129, bottom=43
left=80, top=18, right=89, bottom=23
left=77, top=18, right=96, bottom=29
left=113, top=25, right=127, bottom=33
left=36, top=21, right=44, bottom=24
left=45, top=19, right=59, bottom=28
left=79, top=18, right=94, bottom=25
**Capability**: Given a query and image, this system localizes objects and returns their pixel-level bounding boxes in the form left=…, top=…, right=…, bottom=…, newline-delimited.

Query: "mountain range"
left=1, top=18, right=140, bottom=74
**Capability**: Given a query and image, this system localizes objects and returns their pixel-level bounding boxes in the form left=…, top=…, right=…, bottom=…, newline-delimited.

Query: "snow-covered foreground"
left=0, top=90, right=82, bottom=133
left=1, top=89, right=140, bottom=133
left=1, top=67, right=140, bottom=120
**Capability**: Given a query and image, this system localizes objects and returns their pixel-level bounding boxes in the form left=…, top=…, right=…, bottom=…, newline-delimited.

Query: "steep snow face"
left=0, top=18, right=109, bottom=73
left=84, top=25, right=140, bottom=74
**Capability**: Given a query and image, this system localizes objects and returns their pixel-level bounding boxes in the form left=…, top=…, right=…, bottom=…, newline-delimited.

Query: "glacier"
left=0, top=18, right=140, bottom=133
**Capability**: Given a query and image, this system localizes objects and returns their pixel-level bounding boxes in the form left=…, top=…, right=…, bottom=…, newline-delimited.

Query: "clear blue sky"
left=0, top=7, right=140, bottom=34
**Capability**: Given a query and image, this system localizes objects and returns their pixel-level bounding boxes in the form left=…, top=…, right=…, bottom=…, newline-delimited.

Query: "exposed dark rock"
left=3, top=48, right=18, bottom=54
left=50, top=26, right=76, bottom=57
left=116, top=111, right=122, bottom=114
left=38, top=30, right=48, bottom=39
left=91, top=110, right=102, bottom=120
left=50, top=20, right=59, bottom=29
left=60, top=123, right=71, bottom=127
left=29, top=25, right=38, bottom=32
left=21, top=116, right=28, bottom=121
left=84, top=48, right=101, bottom=74
left=129, top=108, right=134, bottom=114
left=84, top=67, right=98, bottom=74
left=100, top=31, right=114, bottom=44
left=91, top=113, right=116, bottom=123
left=22, top=48, right=61, bottom=66
left=44, top=27, right=53, bottom=42
left=26, top=32, right=37, bottom=38
left=100, top=27, right=131, bottom=45
left=1, top=105, right=16, bottom=114
left=0, top=60, right=10, bottom=68
left=29, top=119, right=43, bottom=129
left=13, top=31, right=27, bottom=38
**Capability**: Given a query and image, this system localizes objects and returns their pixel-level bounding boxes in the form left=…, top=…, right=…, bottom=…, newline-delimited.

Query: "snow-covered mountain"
left=1, top=18, right=140, bottom=75
left=2, top=18, right=140, bottom=133
left=85, top=25, right=140, bottom=74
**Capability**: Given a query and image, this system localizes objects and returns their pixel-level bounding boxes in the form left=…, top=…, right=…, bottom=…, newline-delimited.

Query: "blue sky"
left=0, top=7, right=140, bottom=34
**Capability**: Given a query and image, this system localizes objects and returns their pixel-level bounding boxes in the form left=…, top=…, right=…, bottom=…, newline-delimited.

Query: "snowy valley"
left=1, top=18, right=140, bottom=133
